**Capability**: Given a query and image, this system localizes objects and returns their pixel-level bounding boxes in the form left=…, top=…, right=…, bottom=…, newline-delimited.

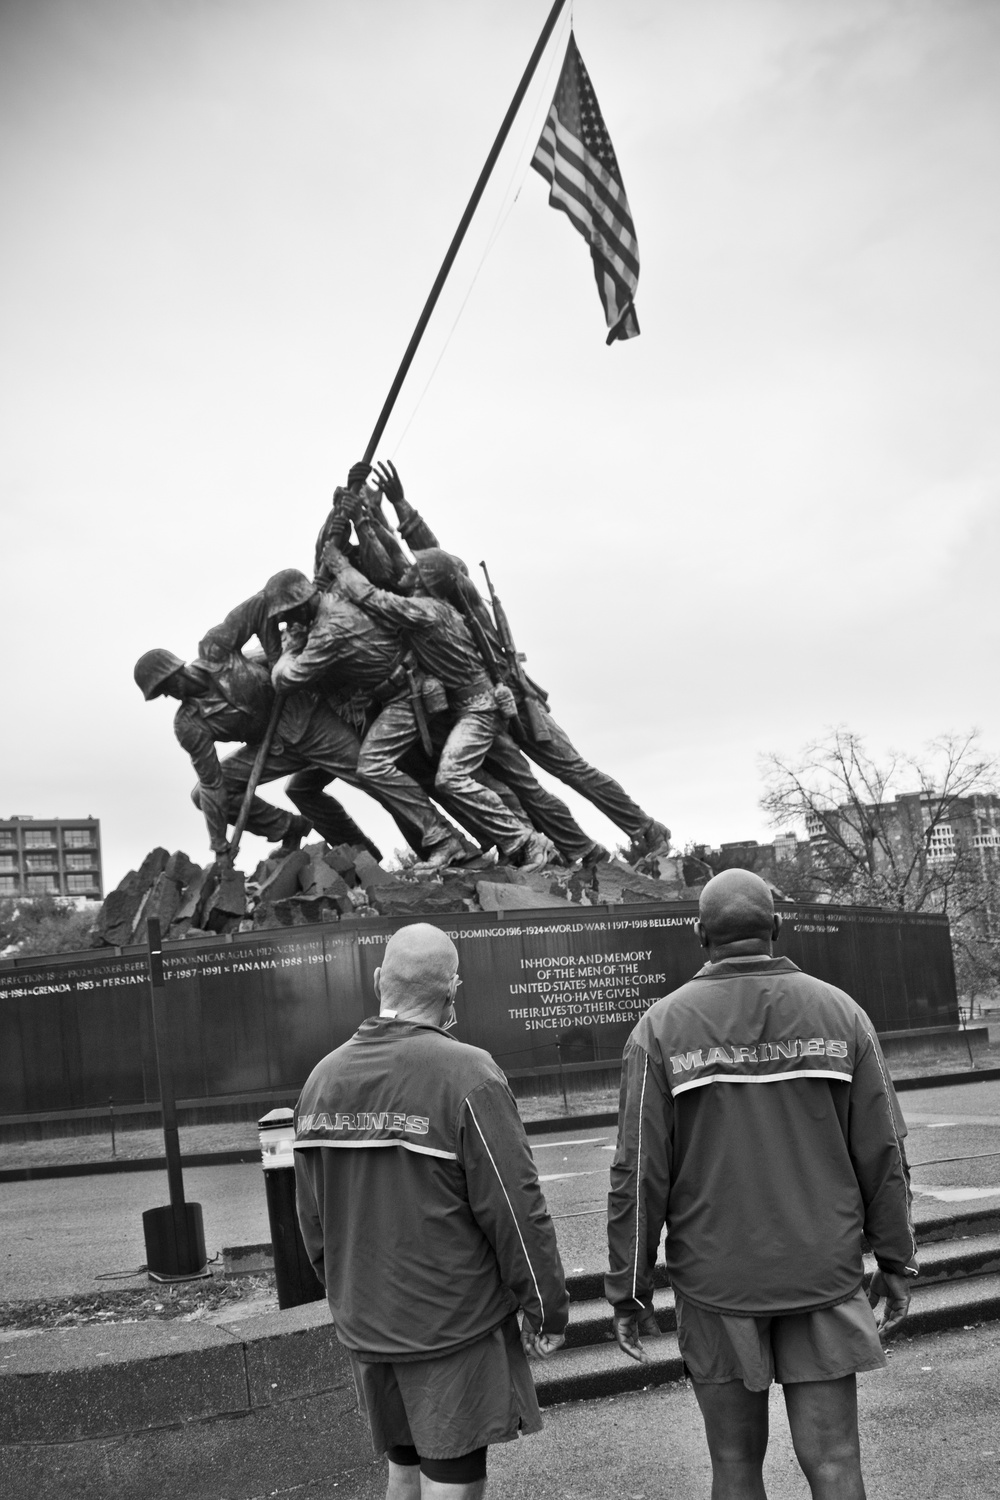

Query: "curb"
left=893, top=1066, right=1000, bottom=1091
left=0, top=1301, right=377, bottom=1500
left=0, top=1149, right=260, bottom=1185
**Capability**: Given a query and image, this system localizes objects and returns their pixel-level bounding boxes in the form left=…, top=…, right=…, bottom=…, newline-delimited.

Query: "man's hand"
left=375, top=459, right=406, bottom=513
left=613, top=1311, right=651, bottom=1364
left=867, top=1269, right=912, bottom=1339
left=521, top=1321, right=566, bottom=1359
left=347, top=460, right=371, bottom=490
left=332, top=489, right=364, bottom=526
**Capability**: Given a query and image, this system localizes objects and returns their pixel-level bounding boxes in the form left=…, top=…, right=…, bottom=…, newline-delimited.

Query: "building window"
left=806, top=812, right=830, bottom=839
left=0, top=854, right=17, bottom=871
left=24, top=829, right=56, bottom=848
left=0, top=830, right=16, bottom=849
left=973, top=832, right=1000, bottom=849
left=26, top=874, right=59, bottom=893
left=774, top=833, right=798, bottom=863
left=65, top=853, right=94, bottom=871
left=62, top=829, right=95, bottom=849
left=66, top=874, right=98, bottom=894
left=927, top=825, right=955, bottom=863
left=25, top=854, right=58, bottom=872
left=0, top=874, right=18, bottom=894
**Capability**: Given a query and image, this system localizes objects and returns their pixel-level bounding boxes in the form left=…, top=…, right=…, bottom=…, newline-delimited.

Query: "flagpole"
left=360, top=0, right=568, bottom=466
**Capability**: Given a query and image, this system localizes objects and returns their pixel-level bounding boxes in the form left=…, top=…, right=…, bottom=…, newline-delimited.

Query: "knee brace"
left=420, top=1447, right=488, bottom=1483
left=386, top=1443, right=420, bottom=1467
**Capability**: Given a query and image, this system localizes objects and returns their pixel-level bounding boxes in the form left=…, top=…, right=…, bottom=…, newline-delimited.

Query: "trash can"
left=142, top=1202, right=209, bottom=1282
left=259, top=1107, right=325, bottom=1310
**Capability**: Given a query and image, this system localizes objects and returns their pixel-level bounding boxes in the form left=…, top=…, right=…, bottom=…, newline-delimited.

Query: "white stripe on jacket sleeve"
left=466, top=1098, right=545, bottom=1327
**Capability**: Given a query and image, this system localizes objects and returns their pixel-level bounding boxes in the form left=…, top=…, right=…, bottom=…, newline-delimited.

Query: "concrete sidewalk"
left=335, top=1323, right=1000, bottom=1500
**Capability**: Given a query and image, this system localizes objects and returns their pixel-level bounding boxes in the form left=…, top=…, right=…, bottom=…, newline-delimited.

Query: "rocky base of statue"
left=90, top=843, right=711, bottom=947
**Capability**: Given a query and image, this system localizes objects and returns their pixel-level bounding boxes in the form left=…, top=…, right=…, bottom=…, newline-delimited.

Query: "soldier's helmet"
left=263, top=568, right=317, bottom=619
left=134, top=648, right=185, bottom=700
left=412, top=548, right=469, bottom=598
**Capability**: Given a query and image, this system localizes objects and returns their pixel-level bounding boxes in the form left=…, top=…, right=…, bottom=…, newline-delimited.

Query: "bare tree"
left=759, top=728, right=998, bottom=922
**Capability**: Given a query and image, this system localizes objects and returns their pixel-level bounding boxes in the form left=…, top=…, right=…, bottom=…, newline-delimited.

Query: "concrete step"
left=562, top=1243, right=1000, bottom=1352
left=565, top=1264, right=668, bottom=1303
left=563, top=1230, right=1000, bottom=1312
left=533, top=1329, right=685, bottom=1406
left=915, top=1206, right=1000, bottom=1244
left=538, top=1273, right=1000, bottom=1405
left=563, top=1287, right=676, bottom=1348
left=894, top=1270, right=1000, bottom=1338
left=896, top=1231, right=1000, bottom=1287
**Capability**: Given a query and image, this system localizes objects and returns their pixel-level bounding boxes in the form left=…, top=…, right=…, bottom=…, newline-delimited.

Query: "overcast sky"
left=2, top=0, right=998, bottom=890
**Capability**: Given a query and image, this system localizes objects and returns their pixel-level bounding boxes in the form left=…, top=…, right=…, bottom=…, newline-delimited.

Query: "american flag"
left=531, top=32, right=639, bottom=344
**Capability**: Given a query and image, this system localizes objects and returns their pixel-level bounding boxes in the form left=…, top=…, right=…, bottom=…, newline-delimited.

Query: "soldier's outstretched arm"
left=330, top=550, right=439, bottom=632
left=375, top=460, right=440, bottom=549
left=355, top=510, right=403, bottom=587
left=199, top=593, right=281, bottom=669
left=364, top=505, right=411, bottom=586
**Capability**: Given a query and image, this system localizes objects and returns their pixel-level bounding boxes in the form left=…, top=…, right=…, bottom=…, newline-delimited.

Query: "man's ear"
left=373, top=967, right=382, bottom=1003
left=772, top=912, right=782, bottom=942
left=695, top=920, right=709, bottom=950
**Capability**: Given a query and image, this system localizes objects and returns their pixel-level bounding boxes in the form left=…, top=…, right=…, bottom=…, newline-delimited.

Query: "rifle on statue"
left=479, top=562, right=551, bottom=743
left=454, top=588, right=506, bottom=688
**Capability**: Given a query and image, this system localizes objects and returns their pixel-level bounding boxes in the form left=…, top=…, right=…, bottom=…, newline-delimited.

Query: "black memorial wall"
left=0, top=902, right=957, bottom=1117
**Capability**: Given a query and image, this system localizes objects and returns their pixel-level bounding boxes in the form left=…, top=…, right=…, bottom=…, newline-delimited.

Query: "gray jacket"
left=294, top=1016, right=569, bottom=1359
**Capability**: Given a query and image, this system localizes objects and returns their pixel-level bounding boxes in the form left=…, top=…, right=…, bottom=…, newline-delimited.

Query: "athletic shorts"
left=674, top=1288, right=886, bottom=1391
left=348, top=1314, right=542, bottom=1461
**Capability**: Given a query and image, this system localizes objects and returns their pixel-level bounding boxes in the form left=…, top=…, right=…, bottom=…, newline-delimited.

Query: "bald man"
left=606, top=870, right=916, bottom=1500
left=293, top=923, right=568, bottom=1500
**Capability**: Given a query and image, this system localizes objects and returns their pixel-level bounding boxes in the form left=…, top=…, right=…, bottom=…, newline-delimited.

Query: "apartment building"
left=688, top=791, right=1000, bottom=893
left=0, top=817, right=103, bottom=900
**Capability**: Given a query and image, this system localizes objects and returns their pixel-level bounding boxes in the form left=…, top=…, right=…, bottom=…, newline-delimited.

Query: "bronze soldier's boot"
left=412, top=833, right=468, bottom=873
left=639, top=818, right=671, bottom=854
left=510, top=831, right=558, bottom=874
left=273, top=815, right=312, bottom=854
left=580, top=841, right=610, bottom=869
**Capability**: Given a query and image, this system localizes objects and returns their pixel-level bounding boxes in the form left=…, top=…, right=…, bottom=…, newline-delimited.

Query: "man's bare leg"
left=386, top=1458, right=420, bottom=1499
left=421, top=1479, right=486, bottom=1499
left=691, top=1380, right=769, bottom=1499
left=783, top=1376, right=866, bottom=1500
left=385, top=1460, right=486, bottom=1499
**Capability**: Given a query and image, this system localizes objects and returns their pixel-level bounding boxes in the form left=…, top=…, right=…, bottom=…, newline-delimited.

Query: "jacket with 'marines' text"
left=605, top=955, right=917, bottom=1318
left=294, top=1016, right=569, bottom=1360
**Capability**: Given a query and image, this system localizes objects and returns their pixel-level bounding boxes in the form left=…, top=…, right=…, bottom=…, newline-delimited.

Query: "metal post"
left=142, top=917, right=208, bottom=1280
left=109, top=1095, right=116, bottom=1158
left=148, top=919, right=186, bottom=1215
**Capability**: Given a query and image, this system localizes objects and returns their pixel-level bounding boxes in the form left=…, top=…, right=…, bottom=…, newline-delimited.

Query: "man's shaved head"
left=377, top=923, right=459, bottom=1020
left=698, top=869, right=776, bottom=947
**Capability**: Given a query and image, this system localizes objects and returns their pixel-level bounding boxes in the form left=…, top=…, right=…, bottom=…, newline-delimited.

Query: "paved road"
left=334, top=1321, right=1000, bottom=1499
left=4, top=1082, right=1000, bottom=1301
